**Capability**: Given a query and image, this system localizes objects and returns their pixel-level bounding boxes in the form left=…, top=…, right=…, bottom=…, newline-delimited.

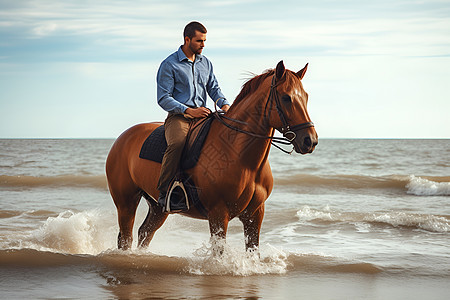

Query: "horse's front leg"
left=207, top=208, right=230, bottom=255
left=239, top=204, right=265, bottom=251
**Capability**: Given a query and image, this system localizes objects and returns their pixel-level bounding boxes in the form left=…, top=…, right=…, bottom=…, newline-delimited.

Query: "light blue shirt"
left=157, top=46, right=229, bottom=114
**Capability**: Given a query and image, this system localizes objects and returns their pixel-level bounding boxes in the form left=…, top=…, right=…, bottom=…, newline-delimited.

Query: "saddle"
left=139, top=116, right=214, bottom=215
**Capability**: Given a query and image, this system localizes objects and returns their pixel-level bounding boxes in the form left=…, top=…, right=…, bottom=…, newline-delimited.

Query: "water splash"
left=406, top=175, right=450, bottom=196
left=187, top=237, right=288, bottom=276
left=11, top=209, right=117, bottom=254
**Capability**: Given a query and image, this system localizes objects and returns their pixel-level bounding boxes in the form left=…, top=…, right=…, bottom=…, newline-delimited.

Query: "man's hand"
left=185, top=107, right=211, bottom=118
left=221, top=105, right=230, bottom=112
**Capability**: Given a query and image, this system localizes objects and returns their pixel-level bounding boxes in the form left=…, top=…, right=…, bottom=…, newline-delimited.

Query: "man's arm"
left=157, top=61, right=189, bottom=114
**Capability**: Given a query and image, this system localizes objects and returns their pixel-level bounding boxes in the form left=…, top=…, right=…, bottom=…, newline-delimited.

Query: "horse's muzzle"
left=293, top=129, right=318, bottom=154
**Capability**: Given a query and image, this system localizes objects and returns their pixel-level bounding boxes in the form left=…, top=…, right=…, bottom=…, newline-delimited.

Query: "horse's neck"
left=222, top=90, right=273, bottom=169
left=227, top=89, right=270, bottom=133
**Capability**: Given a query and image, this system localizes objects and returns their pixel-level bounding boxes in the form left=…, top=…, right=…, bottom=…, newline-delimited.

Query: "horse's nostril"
left=304, top=136, right=312, bottom=147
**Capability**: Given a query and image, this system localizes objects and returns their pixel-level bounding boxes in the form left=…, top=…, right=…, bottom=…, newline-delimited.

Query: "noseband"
left=214, top=73, right=315, bottom=154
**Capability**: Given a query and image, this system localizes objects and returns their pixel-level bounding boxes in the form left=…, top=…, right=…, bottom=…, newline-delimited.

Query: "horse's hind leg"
left=138, top=199, right=168, bottom=247
left=112, top=189, right=141, bottom=250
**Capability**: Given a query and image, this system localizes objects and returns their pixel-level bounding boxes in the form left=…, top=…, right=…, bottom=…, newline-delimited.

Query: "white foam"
left=365, top=212, right=450, bottom=233
left=296, top=205, right=335, bottom=221
left=296, top=205, right=450, bottom=233
left=23, top=209, right=117, bottom=255
left=406, top=175, right=450, bottom=196
left=187, top=238, right=288, bottom=276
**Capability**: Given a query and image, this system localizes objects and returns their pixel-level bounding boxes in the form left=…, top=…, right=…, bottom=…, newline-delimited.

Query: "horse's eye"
left=281, top=95, right=292, bottom=103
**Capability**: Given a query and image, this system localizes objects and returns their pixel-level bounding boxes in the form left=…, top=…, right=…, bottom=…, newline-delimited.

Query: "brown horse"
left=106, top=61, right=318, bottom=251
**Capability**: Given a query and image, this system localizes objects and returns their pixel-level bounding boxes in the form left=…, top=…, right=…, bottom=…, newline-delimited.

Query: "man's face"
left=187, top=31, right=206, bottom=55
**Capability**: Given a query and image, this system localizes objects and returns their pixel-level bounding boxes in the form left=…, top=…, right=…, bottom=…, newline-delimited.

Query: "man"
left=156, top=21, right=230, bottom=211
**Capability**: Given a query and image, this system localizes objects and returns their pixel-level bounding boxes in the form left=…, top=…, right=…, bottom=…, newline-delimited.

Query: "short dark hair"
left=183, top=21, right=207, bottom=39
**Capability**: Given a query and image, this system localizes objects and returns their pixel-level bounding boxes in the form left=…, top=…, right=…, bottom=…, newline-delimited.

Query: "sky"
left=0, top=0, right=449, bottom=138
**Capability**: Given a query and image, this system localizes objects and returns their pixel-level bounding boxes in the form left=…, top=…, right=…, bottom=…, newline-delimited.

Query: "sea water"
left=0, top=139, right=449, bottom=299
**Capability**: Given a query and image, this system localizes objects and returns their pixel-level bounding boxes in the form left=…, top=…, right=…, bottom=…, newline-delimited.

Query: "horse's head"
left=268, top=61, right=318, bottom=154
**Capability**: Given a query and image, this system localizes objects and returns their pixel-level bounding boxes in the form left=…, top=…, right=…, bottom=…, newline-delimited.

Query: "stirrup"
left=166, top=180, right=190, bottom=212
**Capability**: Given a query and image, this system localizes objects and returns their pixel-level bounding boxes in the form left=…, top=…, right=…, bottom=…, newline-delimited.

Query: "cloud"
left=1, top=0, right=449, bottom=63
left=0, top=0, right=449, bottom=138
left=32, top=22, right=58, bottom=36
left=0, top=0, right=185, bottom=61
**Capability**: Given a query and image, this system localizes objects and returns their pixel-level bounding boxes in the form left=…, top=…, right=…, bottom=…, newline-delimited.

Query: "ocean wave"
left=1, top=173, right=448, bottom=196
left=275, top=174, right=450, bottom=196
left=0, top=210, right=23, bottom=219
left=0, top=174, right=107, bottom=190
left=288, top=253, right=382, bottom=274
left=0, top=209, right=58, bottom=220
left=0, top=248, right=381, bottom=276
left=297, top=206, right=450, bottom=233
left=1, top=209, right=290, bottom=275
left=0, top=248, right=189, bottom=273
left=275, top=174, right=404, bottom=189
left=406, top=175, right=450, bottom=196
left=2, top=209, right=118, bottom=255
left=0, top=204, right=383, bottom=276
left=0, top=248, right=90, bottom=267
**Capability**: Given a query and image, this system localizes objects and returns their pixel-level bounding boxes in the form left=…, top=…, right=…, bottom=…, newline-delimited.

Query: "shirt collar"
left=177, top=46, right=203, bottom=62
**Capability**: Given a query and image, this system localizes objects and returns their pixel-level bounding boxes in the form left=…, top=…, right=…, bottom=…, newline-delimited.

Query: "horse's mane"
left=233, top=69, right=275, bottom=105
left=233, top=68, right=299, bottom=106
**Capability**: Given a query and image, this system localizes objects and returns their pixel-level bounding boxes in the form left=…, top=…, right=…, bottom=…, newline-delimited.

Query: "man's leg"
left=157, top=114, right=190, bottom=208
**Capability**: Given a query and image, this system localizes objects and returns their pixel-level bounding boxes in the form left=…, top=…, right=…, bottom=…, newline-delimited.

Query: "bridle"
left=267, top=75, right=315, bottom=143
left=214, top=73, right=315, bottom=154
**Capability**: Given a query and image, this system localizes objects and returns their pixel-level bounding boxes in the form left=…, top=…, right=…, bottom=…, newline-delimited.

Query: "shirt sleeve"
left=156, top=61, right=189, bottom=114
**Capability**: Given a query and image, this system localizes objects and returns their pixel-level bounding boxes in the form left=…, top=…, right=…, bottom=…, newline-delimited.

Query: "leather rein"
left=213, top=74, right=314, bottom=154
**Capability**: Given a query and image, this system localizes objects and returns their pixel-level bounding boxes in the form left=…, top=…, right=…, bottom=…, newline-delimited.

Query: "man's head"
left=183, top=21, right=207, bottom=56
left=184, top=21, right=207, bottom=40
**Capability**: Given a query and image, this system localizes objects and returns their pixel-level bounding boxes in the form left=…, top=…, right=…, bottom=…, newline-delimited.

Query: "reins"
left=213, top=73, right=314, bottom=154
left=213, top=111, right=293, bottom=153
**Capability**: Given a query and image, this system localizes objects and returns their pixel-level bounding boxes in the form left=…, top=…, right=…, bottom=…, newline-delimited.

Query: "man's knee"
left=165, top=116, right=190, bottom=145
left=168, top=139, right=186, bottom=149
left=165, top=136, right=187, bottom=156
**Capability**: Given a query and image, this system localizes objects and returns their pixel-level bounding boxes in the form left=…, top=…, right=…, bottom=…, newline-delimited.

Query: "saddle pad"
left=181, top=117, right=214, bottom=170
left=139, top=125, right=167, bottom=163
left=139, top=117, right=214, bottom=170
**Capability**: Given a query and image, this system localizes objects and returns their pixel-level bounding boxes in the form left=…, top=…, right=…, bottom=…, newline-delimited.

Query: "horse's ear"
left=297, top=63, right=308, bottom=80
left=275, top=60, right=285, bottom=80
